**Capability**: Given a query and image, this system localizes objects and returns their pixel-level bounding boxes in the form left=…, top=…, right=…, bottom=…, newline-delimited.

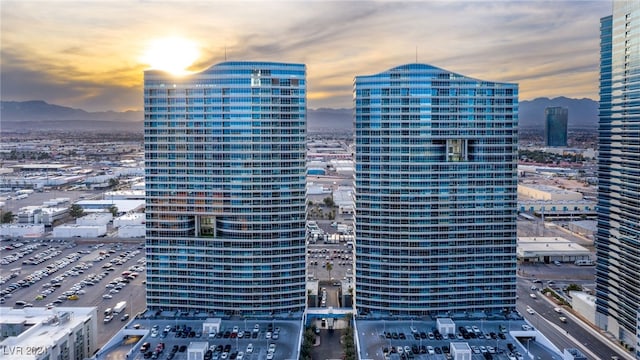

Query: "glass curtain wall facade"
left=596, top=1, right=640, bottom=349
left=544, top=106, right=568, bottom=147
left=143, top=61, right=307, bottom=316
left=354, top=64, right=518, bottom=316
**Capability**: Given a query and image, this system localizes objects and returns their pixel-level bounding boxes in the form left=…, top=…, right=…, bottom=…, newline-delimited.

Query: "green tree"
left=299, top=327, right=316, bottom=360
left=326, top=262, right=333, bottom=280
left=109, top=178, right=120, bottom=188
left=1, top=211, right=14, bottom=224
left=323, top=196, right=335, bottom=207
left=69, top=204, right=85, bottom=219
left=342, top=315, right=356, bottom=360
left=565, top=283, right=583, bottom=292
left=107, top=205, right=118, bottom=217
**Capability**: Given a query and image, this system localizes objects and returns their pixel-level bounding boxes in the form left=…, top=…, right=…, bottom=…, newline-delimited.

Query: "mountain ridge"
left=1, top=97, right=598, bottom=132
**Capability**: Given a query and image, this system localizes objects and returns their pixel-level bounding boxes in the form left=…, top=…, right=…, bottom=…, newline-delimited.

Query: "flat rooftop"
left=0, top=307, right=96, bottom=359
left=99, top=316, right=302, bottom=360
left=356, top=318, right=559, bottom=360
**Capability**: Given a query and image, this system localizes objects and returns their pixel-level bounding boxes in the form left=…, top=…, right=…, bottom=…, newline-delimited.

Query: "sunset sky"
left=1, top=0, right=611, bottom=112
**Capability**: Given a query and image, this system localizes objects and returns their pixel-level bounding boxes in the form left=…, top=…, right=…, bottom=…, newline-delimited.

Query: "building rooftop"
left=97, top=316, right=302, bottom=360
left=0, top=307, right=96, bottom=359
left=517, top=237, right=591, bottom=257
left=355, top=318, right=560, bottom=360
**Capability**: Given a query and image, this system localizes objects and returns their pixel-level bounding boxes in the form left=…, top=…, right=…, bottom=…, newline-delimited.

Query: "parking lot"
left=357, top=319, right=528, bottom=360
left=125, top=319, right=300, bottom=360
left=0, top=237, right=147, bottom=347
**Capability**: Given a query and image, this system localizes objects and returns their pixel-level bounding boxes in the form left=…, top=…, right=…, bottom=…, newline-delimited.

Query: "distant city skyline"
left=1, top=0, right=611, bottom=112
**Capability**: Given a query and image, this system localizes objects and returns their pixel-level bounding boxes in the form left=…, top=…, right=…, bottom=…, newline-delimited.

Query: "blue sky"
left=0, top=0, right=612, bottom=111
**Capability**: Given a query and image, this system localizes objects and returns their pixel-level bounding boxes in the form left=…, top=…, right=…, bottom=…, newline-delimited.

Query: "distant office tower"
left=143, top=61, right=307, bottom=316
left=596, top=1, right=640, bottom=351
left=354, top=63, right=518, bottom=316
left=544, top=106, right=568, bottom=147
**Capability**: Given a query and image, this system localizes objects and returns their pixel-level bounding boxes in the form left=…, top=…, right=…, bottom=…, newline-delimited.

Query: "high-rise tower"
left=596, top=1, right=640, bottom=351
left=143, top=61, right=307, bottom=316
left=544, top=106, right=568, bottom=147
left=354, top=63, right=518, bottom=316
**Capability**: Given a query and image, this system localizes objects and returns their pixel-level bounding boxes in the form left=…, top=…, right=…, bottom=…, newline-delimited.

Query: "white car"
left=246, top=344, right=253, bottom=354
left=526, top=308, right=535, bottom=315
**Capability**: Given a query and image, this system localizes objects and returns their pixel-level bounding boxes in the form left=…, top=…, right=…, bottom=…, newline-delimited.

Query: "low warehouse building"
left=517, top=236, right=591, bottom=263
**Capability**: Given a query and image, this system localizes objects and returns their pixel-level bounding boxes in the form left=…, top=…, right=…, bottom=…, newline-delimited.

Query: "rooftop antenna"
left=224, top=46, right=227, bottom=61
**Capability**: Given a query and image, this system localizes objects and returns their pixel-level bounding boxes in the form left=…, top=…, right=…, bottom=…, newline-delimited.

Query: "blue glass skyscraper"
left=143, top=61, right=307, bottom=316
left=596, top=1, right=640, bottom=350
left=354, top=63, right=518, bottom=316
left=544, top=106, right=568, bottom=147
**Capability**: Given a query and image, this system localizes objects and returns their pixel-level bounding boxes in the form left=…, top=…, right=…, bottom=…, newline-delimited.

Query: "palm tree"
left=1, top=211, right=14, bottom=224
left=69, top=204, right=84, bottom=219
left=107, top=205, right=118, bottom=217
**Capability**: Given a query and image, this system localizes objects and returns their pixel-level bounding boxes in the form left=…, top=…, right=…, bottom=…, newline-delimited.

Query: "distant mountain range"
left=1, top=97, right=598, bottom=133
left=517, top=96, right=598, bottom=129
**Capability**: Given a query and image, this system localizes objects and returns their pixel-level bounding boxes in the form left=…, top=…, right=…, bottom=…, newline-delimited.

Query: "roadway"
left=516, top=277, right=628, bottom=360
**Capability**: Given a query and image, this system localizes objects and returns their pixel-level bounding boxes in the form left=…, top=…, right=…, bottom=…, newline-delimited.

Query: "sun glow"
left=141, top=37, right=199, bottom=75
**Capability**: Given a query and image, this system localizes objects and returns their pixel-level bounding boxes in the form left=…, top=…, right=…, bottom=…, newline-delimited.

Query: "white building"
left=131, top=181, right=145, bottom=191
left=76, top=213, right=112, bottom=226
left=0, top=224, right=45, bottom=238
left=104, top=190, right=145, bottom=200
left=517, top=237, right=591, bottom=263
left=74, top=199, right=144, bottom=214
left=570, top=291, right=596, bottom=325
left=450, top=342, right=472, bottom=360
left=52, top=224, right=106, bottom=238
left=306, top=184, right=331, bottom=195
left=113, top=213, right=145, bottom=227
left=436, top=318, right=455, bottom=335
left=42, top=198, right=71, bottom=207
left=332, top=187, right=354, bottom=214
left=16, top=205, right=69, bottom=226
left=187, top=342, right=208, bottom=360
left=117, top=225, right=145, bottom=238
left=518, top=184, right=583, bottom=201
left=0, top=307, right=98, bottom=360
left=330, top=159, right=354, bottom=175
